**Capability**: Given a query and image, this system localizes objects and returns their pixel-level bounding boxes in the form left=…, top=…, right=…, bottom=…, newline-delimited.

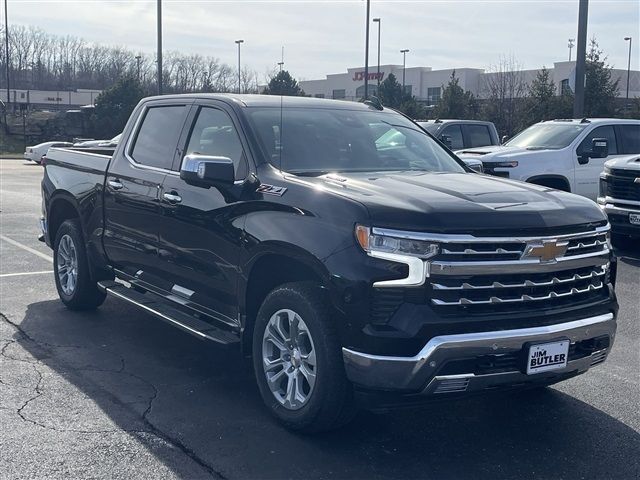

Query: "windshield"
left=505, top=123, right=587, bottom=149
left=246, top=107, right=465, bottom=175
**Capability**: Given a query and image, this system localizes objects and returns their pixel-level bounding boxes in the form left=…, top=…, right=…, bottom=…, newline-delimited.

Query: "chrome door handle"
left=163, top=192, right=182, bottom=204
left=108, top=179, right=123, bottom=190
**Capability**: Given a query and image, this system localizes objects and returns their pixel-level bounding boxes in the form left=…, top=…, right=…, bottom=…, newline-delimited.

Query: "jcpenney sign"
left=352, top=71, right=384, bottom=82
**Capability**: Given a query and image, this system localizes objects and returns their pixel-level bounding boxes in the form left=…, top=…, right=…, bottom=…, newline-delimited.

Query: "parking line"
left=0, top=270, right=53, bottom=278
left=0, top=234, right=53, bottom=262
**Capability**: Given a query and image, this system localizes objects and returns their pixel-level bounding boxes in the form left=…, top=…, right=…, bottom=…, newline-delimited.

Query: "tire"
left=53, top=219, right=106, bottom=310
left=252, top=282, right=356, bottom=432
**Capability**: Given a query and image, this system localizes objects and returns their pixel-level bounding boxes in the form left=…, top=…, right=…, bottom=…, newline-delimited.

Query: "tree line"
left=0, top=25, right=260, bottom=94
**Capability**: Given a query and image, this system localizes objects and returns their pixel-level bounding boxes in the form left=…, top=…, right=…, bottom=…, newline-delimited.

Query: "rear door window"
left=440, top=125, right=464, bottom=150
left=618, top=124, right=640, bottom=154
left=466, top=124, right=493, bottom=148
left=577, top=125, right=618, bottom=156
left=130, top=105, right=188, bottom=170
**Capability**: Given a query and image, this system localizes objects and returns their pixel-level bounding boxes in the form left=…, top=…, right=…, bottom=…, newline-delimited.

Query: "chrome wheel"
left=262, top=309, right=317, bottom=410
left=57, top=234, right=78, bottom=296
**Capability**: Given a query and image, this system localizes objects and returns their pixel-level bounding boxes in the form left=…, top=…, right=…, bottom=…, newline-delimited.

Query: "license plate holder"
left=629, top=213, right=640, bottom=225
left=526, top=340, right=569, bottom=375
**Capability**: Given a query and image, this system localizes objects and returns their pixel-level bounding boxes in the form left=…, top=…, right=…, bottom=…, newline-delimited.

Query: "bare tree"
left=482, top=54, right=528, bottom=136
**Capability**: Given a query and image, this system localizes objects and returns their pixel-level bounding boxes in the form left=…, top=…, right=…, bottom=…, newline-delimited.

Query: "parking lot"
left=0, top=158, right=638, bottom=479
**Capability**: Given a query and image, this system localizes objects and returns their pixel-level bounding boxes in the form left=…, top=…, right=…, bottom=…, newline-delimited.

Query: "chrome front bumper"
left=342, top=313, right=616, bottom=395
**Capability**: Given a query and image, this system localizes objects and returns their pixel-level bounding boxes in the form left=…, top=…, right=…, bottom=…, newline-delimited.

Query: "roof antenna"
left=362, top=95, right=383, bottom=110
left=278, top=94, right=284, bottom=173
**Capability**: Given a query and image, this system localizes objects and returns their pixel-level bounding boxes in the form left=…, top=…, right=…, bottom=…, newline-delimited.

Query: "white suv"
left=456, top=119, right=640, bottom=200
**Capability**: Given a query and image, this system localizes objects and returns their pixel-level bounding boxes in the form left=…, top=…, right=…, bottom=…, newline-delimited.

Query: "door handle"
left=108, top=179, right=123, bottom=190
left=163, top=192, right=182, bottom=204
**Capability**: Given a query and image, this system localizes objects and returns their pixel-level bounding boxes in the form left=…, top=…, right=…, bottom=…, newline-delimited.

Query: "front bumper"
left=598, top=198, right=640, bottom=236
left=343, top=313, right=616, bottom=395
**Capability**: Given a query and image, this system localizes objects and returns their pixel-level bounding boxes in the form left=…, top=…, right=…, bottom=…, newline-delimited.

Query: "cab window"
left=440, top=125, right=464, bottom=150
left=185, top=107, right=248, bottom=178
left=130, top=105, right=187, bottom=170
left=577, top=125, right=617, bottom=156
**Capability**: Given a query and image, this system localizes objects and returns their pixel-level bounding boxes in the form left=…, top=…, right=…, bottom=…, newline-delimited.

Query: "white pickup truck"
left=456, top=118, right=640, bottom=200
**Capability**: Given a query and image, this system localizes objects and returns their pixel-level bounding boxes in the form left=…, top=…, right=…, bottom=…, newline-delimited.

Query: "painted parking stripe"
left=0, top=270, right=53, bottom=278
left=0, top=234, right=53, bottom=262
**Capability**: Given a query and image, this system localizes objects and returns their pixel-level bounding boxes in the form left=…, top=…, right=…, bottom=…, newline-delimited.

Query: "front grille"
left=370, top=226, right=611, bottom=323
left=429, top=227, right=610, bottom=315
left=605, top=173, right=640, bottom=202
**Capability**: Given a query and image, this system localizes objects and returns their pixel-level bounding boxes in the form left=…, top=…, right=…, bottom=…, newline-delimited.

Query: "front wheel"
left=252, top=282, right=356, bottom=432
left=53, top=219, right=106, bottom=310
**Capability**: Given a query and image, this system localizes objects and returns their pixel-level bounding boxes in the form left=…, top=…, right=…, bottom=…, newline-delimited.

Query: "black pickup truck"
left=41, top=94, right=618, bottom=432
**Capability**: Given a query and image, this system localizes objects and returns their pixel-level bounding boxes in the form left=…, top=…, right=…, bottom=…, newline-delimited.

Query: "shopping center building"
left=299, top=61, right=639, bottom=105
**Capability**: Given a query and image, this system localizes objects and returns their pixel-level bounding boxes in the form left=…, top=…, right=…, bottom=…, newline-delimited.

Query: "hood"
left=455, top=145, right=559, bottom=163
left=296, top=171, right=606, bottom=234
left=605, top=154, right=640, bottom=172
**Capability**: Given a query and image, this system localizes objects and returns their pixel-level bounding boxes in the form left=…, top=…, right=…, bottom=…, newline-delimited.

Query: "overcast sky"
left=5, top=0, right=639, bottom=81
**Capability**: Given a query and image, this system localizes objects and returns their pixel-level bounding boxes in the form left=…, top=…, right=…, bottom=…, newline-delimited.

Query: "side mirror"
left=440, top=134, right=453, bottom=149
left=501, top=135, right=510, bottom=144
left=180, top=154, right=235, bottom=188
left=590, top=138, right=609, bottom=158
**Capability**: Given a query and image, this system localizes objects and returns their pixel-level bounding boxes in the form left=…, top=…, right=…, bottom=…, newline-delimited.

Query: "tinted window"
left=131, top=106, right=186, bottom=170
left=618, top=125, right=640, bottom=154
left=578, top=125, right=617, bottom=155
left=185, top=107, right=247, bottom=178
left=506, top=123, right=587, bottom=149
left=441, top=125, right=464, bottom=150
left=247, top=108, right=464, bottom=174
left=467, top=124, right=493, bottom=148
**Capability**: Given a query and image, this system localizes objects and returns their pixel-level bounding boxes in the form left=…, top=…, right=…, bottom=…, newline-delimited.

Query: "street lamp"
left=400, top=49, right=409, bottom=95
left=157, top=0, right=162, bottom=95
left=568, top=38, right=575, bottom=61
left=235, top=39, right=244, bottom=94
left=363, top=0, right=371, bottom=99
left=4, top=0, right=10, bottom=115
left=277, top=61, right=284, bottom=72
left=135, top=55, right=142, bottom=82
left=624, top=36, right=632, bottom=112
left=373, top=18, right=381, bottom=88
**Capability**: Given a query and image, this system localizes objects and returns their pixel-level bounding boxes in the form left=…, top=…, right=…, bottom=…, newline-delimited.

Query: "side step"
left=98, top=281, right=240, bottom=345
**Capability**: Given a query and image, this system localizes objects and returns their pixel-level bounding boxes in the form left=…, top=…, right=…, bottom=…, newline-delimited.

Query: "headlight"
left=355, top=225, right=438, bottom=287
left=355, top=225, right=439, bottom=259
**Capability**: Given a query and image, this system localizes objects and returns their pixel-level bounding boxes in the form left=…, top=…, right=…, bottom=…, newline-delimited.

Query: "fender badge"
left=257, top=184, right=287, bottom=196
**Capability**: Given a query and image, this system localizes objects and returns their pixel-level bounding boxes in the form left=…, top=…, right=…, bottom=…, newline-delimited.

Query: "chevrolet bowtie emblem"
left=522, top=239, right=569, bottom=263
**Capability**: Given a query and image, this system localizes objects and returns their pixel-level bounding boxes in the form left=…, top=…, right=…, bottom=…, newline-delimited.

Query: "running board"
left=98, top=281, right=240, bottom=345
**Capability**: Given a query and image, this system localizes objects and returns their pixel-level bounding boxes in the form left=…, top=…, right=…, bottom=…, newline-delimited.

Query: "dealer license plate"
left=629, top=213, right=640, bottom=225
left=526, top=340, right=569, bottom=375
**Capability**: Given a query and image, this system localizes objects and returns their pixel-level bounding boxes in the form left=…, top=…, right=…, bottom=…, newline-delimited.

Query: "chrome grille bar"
left=432, top=266, right=606, bottom=291
left=432, top=282, right=604, bottom=306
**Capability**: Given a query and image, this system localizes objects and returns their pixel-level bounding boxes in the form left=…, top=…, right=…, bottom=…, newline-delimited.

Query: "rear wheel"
left=53, top=219, right=106, bottom=310
left=252, top=282, right=356, bottom=432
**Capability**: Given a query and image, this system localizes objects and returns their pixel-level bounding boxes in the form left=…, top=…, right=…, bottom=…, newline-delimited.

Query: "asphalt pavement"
left=0, top=158, right=638, bottom=480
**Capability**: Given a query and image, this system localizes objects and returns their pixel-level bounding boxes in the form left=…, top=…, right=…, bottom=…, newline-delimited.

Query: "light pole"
left=624, top=36, right=632, bottom=112
left=4, top=0, right=9, bottom=114
left=573, top=0, right=588, bottom=118
left=568, top=38, right=575, bottom=61
left=135, top=55, right=142, bottom=82
left=157, top=0, right=162, bottom=95
left=400, top=49, right=409, bottom=95
left=363, top=0, right=371, bottom=99
left=373, top=18, right=381, bottom=89
left=277, top=61, right=284, bottom=73
left=235, top=39, right=244, bottom=94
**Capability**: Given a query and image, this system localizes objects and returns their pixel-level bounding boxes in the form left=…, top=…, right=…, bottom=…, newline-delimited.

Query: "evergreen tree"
left=92, top=76, right=145, bottom=137
left=434, top=71, right=477, bottom=119
left=584, top=38, right=620, bottom=117
left=526, top=67, right=558, bottom=121
left=377, top=73, right=404, bottom=108
left=262, top=70, right=305, bottom=96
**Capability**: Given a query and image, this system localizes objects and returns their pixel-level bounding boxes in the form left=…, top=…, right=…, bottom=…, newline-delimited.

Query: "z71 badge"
left=256, top=184, right=287, bottom=196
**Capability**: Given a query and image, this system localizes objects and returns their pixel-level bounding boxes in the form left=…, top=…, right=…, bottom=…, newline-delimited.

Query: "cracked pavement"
left=1, top=159, right=639, bottom=479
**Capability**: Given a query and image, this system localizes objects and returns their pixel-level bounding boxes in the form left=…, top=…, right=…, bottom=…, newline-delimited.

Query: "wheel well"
left=243, top=254, right=323, bottom=356
left=528, top=176, right=571, bottom=192
left=48, top=197, right=79, bottom=244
